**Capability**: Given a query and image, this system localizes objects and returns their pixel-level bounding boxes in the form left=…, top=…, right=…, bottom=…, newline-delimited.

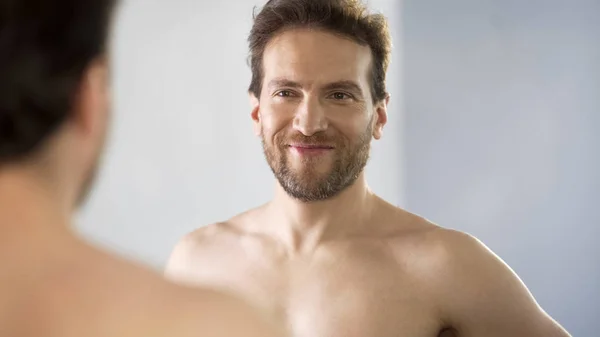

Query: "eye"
left=330, top=92, right=352, bottom=100
left=275, top=90, right=294, bottom=97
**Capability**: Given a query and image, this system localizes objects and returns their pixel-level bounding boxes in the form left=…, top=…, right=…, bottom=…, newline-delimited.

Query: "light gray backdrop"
left=78, top=0, right=596, bottom=335
left=403, top=1, right=599, bottom=335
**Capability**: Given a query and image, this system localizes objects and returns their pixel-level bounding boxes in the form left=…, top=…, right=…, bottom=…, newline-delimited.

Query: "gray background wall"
left=403, top=0, right=599, bottom=335
left=77, top=0, right=597, bottom=335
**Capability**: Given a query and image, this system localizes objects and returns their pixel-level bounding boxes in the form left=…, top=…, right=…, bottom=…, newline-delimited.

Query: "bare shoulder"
left=407, top=224, right=498, bottom=265
left=381, top=208, right=500, bottom=267
left=386, top=216, right=570, bottom=336
left=177, top=206, right=266, bottom=247
left=164, top=207, right=265, bottom=283
left=405, top=225, right=522, bottom=289
left=385, top=216, right=525, bottom=291
left=168, top=210, right=260, bottom=257
left=172, top=222, right=240, bottom=253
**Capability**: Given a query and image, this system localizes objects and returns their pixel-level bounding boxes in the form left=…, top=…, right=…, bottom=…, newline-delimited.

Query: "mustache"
left=277, top=132, right=339, bottom=147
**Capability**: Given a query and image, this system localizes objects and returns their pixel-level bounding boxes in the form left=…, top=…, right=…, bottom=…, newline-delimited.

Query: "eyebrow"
left=321, top=81, right=364, bottom=97
left=267, top=78, right=364, bottom=97
left=267, top=78, right=303, bottom=91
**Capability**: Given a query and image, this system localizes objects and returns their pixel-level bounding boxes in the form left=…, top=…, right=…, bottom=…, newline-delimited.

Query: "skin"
left=165, top=29, right=572, bottom=337
left=0, top=57, right=282, bottom=337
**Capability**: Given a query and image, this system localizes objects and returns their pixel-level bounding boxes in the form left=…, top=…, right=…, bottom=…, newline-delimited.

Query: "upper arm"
left=433, top=230, right=571, bottom=337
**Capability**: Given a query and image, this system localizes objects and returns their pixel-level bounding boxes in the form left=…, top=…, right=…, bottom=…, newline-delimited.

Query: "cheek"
left=330, top=115, right=372, bottom=141
left=259, top=119, right=282, bottom=149
left=260, top=117, right=280, bottom=141
left=327, top=100, right=372, bottom=123
left=260, top=105, right=293, bottom=135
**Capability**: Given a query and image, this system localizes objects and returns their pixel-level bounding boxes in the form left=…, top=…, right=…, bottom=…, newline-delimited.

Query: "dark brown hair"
left=248, top=0, right=392, bottom=103
left=0, top=0, right=117, bottom=164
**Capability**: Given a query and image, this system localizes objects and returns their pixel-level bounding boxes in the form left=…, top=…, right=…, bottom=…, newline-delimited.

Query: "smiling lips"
left=288, top=143, right=335, bottom=155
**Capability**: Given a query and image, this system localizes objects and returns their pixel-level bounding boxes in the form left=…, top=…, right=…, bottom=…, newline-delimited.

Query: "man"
left=0, top=1, right=281, bottom=336
left=165, top=1, right=572, bottom=336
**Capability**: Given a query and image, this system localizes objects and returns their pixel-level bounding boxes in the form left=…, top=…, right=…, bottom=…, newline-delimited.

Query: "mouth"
left=288, top=143, right=335, bottom=150
left=288, top=143, right=335, bottom=156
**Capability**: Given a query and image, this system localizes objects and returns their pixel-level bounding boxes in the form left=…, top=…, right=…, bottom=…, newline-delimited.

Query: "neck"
left=266, top=173, right=377, bottom=254
left=0, top=166, right=72, bottom=244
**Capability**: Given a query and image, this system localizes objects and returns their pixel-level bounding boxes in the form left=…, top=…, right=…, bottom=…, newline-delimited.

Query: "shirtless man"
left=0, top=1, right=281, bottom=336
left=165, top=1, right=572, bottom=336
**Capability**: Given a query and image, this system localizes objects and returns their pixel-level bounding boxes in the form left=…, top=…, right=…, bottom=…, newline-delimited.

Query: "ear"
left=71, top=57, right=110, bottom=138
left=372, top=94, right=389, bottom=140
left=249, top=93, right=262, bottom=136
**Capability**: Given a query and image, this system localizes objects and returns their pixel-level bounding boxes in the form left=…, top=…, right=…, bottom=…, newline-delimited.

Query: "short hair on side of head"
left=0, top=0, right=117, bottom=164
left=247, top=0, right=392, bottom=103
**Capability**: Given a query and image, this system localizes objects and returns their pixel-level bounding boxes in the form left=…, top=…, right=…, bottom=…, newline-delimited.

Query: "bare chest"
left=198, top=248, right=448, bottom=337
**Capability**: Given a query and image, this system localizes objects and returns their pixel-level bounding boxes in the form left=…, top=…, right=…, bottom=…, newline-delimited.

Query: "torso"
left=178, top=206, right=458, bottom=337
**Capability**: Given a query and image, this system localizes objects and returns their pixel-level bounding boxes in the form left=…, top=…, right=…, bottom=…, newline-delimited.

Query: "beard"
left=262, top=124, right=372, bottom=203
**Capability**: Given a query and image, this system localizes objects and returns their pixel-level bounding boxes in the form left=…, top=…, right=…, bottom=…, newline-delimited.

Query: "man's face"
left=253, top=29, right=387, bottom=202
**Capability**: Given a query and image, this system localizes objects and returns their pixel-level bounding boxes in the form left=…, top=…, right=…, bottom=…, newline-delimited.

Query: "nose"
left=293, top=96, right=328, bottom=136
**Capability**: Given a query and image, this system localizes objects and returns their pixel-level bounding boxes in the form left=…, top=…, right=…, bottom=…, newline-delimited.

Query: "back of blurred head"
left=0, top=0, right=117, bottom=212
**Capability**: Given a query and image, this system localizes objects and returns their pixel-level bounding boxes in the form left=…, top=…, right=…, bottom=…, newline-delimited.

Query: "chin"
left=293, top=169, right=332, bottom=181
left=291, top=160, right=332, bottom=171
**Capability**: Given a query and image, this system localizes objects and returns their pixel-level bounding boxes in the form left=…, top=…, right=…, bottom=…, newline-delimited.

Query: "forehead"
left=262, top=28, right=373, bottom=87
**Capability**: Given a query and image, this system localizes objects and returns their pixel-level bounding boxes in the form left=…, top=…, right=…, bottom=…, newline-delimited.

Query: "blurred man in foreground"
left=0, top=1, right=281, bottom=336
